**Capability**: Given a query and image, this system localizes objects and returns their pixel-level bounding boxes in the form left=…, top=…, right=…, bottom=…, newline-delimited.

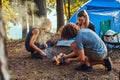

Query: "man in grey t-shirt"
left=61, top=23, right=112, bottom=72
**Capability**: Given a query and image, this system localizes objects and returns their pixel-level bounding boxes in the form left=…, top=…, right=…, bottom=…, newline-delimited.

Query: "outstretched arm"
left=69, top=50, right=85, bottom=62
left=63, top=51, right=77, bottom=58
left=62, top=50, right=84, bottom=64
left=30, top=29, right=46, bottom=57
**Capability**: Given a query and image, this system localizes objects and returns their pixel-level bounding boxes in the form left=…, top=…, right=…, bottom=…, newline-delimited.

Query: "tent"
left=69, top=0, right=120, bottom=37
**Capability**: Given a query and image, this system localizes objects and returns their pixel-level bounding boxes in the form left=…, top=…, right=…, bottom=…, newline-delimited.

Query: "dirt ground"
left=7, top=40, right=120, bottom=80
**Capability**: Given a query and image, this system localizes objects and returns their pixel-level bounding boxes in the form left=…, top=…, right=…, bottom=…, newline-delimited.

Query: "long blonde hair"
left=33, top=17, right=52, bottom=44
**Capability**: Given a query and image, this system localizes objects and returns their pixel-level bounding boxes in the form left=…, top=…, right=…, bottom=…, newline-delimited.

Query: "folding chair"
left=100, top=20, right=120, bottom=56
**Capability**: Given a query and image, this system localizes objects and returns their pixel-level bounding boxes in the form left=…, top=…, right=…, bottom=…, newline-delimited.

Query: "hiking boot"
left=104, top=57, right=112, bottom=71
left=75, top=64, right=93, bottom=72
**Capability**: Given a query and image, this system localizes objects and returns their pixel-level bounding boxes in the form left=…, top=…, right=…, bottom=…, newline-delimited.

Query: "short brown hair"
left=61, top=23, right=79, bottom=39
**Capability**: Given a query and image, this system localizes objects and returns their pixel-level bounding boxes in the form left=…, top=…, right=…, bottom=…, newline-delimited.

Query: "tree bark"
left=68, top=0, right=70, bottom=20
left=34, top=0, right=47, bottom=17
left=56, top=0, right=64, bottom=32
left=0, top=0, right=10, bottom=80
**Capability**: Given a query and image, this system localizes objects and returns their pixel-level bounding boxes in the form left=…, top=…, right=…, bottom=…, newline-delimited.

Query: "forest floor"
left=7, top=40, right=120, bottom=80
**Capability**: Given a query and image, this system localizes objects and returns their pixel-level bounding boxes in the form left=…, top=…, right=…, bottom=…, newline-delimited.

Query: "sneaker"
left=31, top=53, right=43, bottom=60
left=75, top=64, right=93, bottom=72
left=104, top=57, right=112, bottom=71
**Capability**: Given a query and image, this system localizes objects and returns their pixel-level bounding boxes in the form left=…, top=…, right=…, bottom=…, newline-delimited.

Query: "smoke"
left=34, top=17, right=53, bottom=44
left=43, top=47, right=60, bottom=58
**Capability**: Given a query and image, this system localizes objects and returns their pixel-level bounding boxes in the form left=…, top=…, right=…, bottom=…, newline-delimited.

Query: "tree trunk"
left=21, top=0, right=28, bottom=38
left=68, top=0, right=70, bottom=20
left=0, top=0, right=10, bottom=80
left=34, top=0, right=47, bottom=17
left=56, top=0, right=64, bottom=32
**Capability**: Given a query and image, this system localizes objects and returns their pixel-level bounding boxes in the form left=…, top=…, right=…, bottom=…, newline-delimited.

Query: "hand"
left=61, top=53, right=68, bottom=58
left=41, top=53, right=47, bottom=57
left=39, top=50, right=47, bottom=57
left=34, top=50, right=46, bottom=57
left=65, top=58, right=71, bottom=64
left=43, top=42, right=48, bottom=48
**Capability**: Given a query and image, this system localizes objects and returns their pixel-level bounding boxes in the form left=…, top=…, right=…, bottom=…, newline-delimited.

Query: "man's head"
left=61, top=23, right=79, bottom=40
left=77, top=10, right=89, bottom=27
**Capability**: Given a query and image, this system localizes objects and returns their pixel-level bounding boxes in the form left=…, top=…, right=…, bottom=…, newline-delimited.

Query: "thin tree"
left=68, top=0, right=70, bottom=20
left=56, top=0, right=64, bottom=32
left=0, top=0, right=10, bottom=80
left=34, top=0, right=47, bottom=17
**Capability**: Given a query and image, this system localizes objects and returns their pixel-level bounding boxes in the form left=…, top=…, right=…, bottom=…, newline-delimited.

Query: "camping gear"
left=69, top=0, right=120, bottom=37
left=69, top=0, right=120, bottom=56
left=102, top=30, right=120, bottom=55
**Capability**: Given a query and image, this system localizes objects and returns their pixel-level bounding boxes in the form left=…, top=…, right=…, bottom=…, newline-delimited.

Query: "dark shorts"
left=84, top=49, right=107, bottom=62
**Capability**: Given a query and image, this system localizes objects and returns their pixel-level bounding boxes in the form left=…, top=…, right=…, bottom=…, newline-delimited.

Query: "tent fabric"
left=69, top=0, right=120, bottom=36
left=87, top=0, right=120, bottom=8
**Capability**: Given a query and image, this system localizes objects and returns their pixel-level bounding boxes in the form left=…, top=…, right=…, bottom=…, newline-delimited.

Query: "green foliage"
left=46, top=0, right=56, bottom=4
left=2, top=0, right=16, bottom=23
left=64, top=0, right=88, bottom=19
left=2, top=0, right=16, bottom=36
left=46, top=0, right=88, bottom=20
left=46, top=0, right=56, bottom=9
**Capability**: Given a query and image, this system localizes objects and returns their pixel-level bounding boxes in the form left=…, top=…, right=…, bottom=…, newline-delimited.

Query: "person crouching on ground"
left=25, top=17, right=55, bottom=60
left=61, top=23, right=112, bottom=72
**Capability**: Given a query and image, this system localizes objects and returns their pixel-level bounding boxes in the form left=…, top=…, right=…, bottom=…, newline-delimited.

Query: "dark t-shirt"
left=25, top=28, right=40, bottom=52
left=88, top=22, right=95, bottom=32
left=76, top=22, right=95, bottom=32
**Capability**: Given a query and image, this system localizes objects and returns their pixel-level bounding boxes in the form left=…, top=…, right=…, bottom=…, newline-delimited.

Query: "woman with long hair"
left=25, top=17, right=55, bottom=59
left=76, top=10, right=95, bottom=31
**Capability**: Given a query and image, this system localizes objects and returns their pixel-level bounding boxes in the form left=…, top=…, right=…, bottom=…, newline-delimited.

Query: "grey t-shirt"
left=75, top=29, right=107, bottom=55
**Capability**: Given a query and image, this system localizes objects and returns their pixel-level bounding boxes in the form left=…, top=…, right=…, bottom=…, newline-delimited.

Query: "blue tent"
left=69, top=0, right=120, bottom=36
